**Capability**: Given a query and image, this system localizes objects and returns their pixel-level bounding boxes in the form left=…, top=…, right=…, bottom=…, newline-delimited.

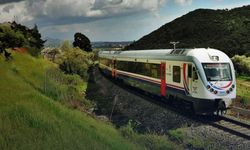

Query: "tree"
left=73, top=32, right=92, bottom=52
left=0, top=25, right=24, bottom=49
left=29, top=24, right=46, bottom=50
left=0, top=22, right=45, bottom=56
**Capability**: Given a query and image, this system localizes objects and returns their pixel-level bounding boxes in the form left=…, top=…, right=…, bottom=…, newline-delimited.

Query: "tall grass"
left=0, top=52, right=142, bottom=150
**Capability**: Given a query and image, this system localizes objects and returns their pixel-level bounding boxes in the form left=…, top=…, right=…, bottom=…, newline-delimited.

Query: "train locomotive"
left=98, top=48, right=236, bottom=114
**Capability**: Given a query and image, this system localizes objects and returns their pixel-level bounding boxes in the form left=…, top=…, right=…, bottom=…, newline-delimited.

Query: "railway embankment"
left=86, top=66, right=250, bottom=150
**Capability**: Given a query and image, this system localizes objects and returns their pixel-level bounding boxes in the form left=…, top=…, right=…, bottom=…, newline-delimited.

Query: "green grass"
left=167, top=128, right=222, bottom=150
left=0, top=52, right=142, bottom=150
left=236, top=76, right=250, bottom=108
left=119, top=121, right=180, bottom=150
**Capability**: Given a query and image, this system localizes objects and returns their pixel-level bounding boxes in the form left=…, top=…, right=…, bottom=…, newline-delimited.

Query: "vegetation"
left=126, top=5, right=250, bottom=57
left=58, top=47, right=93, bottom=79
left=73, top=32, right=92, bottom=52
left=236, top=77, right=250, bottom=108
left=230, top=55, right=250, bottom=108
left=42, top=41, right=94, bottom=80
left=0, top=52, right=143, bottom=150
left=232, top=55, right=250, bottom=76
left=119, top=120, right=180, bottom=150
left=0, top=22, right=45, bottom=56
left=43, top=67, right=93, bottom=110
left=119, top=120, right=222, bottom=150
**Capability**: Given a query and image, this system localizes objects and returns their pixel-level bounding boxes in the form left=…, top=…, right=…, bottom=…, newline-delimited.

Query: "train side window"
left=151, top=64, right=160, bottom=79
left=173, top=66, right=181, bottom=83
left=193, top=67, right=198, bottom=80
left=188, top=64, right=192, bottom=78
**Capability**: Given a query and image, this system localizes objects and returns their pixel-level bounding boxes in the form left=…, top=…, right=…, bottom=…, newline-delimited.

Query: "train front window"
left=202, top=63, right=232, bottom=81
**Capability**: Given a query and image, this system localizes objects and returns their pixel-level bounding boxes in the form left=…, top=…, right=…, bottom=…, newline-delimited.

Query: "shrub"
left=44, top=67, right=93, bottom=110
left=232, top=55, right=250, bottom=76
left=56, top=47, right=93, bottom=80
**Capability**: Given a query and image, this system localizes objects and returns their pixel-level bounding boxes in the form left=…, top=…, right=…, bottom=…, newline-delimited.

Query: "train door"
left=160, top=62, right=166, bottom=96
left=187, top=64, right=192, bottom=94
left=183, top=63, right=191, bottom=95
left=191, top=65, right=199, bottom=94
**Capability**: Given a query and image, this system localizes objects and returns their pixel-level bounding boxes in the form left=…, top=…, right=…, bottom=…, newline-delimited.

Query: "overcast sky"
left=0, top=0, right=249, bottom=41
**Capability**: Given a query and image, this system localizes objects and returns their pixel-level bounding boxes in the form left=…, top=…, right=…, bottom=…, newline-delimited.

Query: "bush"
left=58, top=47, right=92, bottom=79
left=232, top=55, right=250, bottom=76
left=44, top=67, right=93, bottom=110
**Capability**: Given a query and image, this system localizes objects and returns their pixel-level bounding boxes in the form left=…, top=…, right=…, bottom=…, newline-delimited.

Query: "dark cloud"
left=0, top=0, right=24, bottom=5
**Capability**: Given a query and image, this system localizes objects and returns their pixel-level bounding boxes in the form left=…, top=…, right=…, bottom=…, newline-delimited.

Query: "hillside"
left=0, top=52, right=142, bottom=150
left=126, top=5, right=250, bottom=57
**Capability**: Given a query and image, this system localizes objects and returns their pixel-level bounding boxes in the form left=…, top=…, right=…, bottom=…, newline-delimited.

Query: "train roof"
left=99, top=48, right=230, bottom=62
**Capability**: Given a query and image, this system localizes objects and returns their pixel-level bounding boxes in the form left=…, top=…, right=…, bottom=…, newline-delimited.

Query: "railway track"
left=200, top=115, right=250, bottom=140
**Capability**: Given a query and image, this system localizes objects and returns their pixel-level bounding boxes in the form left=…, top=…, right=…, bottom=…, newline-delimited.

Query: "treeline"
left=0, top=21, right=45, bottom=56
left=126, top=5, right=250, bottom=57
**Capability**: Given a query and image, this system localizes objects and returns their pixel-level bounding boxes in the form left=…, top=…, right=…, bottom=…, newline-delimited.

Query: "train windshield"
left=202, top=63, right=232, bottom=81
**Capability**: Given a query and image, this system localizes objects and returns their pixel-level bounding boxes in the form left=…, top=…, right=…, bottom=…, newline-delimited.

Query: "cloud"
left=174, top=0, right=192, bottom=5
left=0, top=0, right=193, bottom=27
left=2, top=4, right=14, bottom=13
left=0, top=1, right=32, bottom=23
left=0, top=0, right=168, bottom=25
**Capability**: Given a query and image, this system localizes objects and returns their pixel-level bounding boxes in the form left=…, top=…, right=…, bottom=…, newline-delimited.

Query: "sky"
left=0, top=0, right=250, bottom=42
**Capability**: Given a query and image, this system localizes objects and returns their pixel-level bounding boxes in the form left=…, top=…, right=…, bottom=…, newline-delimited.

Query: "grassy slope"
left=0, top=52, right=141, bottom=150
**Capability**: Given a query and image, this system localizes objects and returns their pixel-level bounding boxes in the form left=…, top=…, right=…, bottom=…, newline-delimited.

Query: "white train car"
left=98, top=48, right=236, bottom=114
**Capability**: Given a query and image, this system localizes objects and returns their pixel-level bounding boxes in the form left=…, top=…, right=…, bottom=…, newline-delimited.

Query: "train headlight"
left=214, top=90, right=218, bottom=94
left=229, top=88, right=233, bottom=92
left=206, top=85, right=210, bottom=89
left=210, top=88, right=214, bottom=92
left=211, top=56, right=219, bottom=61
left=232, top=85, right=235, bottom=88
left=226, top=90, right=230, bottom=94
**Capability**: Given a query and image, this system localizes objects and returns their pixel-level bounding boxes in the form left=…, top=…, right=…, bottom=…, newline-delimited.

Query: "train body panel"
left=98, top=48, right=236, bottom=114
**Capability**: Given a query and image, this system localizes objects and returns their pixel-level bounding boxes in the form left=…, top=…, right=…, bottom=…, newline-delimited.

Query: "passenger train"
left=98, top=48, right=236, bottom=114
